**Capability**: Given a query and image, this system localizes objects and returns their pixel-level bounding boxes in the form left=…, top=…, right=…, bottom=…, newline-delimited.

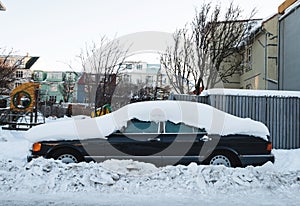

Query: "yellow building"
left=239, top=14, right=279, bottom=90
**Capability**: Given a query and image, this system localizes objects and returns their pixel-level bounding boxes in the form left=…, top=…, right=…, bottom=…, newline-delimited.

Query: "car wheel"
left=206, top=151, right=240, bottom=167
left=51, top=148, right=83, bottom=164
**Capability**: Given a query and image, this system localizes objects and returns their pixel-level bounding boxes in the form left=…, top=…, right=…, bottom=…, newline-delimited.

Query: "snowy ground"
left=1, top=119, right=300, bottom=205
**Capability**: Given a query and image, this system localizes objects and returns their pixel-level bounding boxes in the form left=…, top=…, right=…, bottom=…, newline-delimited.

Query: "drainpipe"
left=258, top=29, right=269, bottom=90
left=278, top=19, right=281, bottom=90
left=264, top=31, right=268, bottom=90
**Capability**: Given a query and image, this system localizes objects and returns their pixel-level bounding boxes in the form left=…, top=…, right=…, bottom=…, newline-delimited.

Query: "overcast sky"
left=1, top=0, right=284, bottom=71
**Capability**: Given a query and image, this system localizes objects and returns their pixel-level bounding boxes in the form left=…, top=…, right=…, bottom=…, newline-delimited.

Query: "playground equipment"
left=91, top=104, right=112, bottom=118
left=0, top=82, right=44, bottom=130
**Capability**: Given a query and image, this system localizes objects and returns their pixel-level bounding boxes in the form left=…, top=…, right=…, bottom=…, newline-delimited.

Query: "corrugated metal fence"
left=171, top=94, right=300, bottom=149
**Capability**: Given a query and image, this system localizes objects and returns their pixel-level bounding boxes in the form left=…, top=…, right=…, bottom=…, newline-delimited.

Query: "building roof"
left=278, top=0, right=298, bottom=14
left=279, top=0, right=300, bottom=20
left=25, top=57, right=39, bottom=69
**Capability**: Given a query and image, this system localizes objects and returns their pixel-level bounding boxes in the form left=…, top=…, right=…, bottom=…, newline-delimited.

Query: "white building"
left=120, top=61, right=169, bottom=88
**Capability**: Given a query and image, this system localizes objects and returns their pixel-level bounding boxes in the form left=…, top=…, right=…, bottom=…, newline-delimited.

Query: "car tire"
left=51, top=148, right=83, bottom=164
left=205, top=151, right=240, bottom=167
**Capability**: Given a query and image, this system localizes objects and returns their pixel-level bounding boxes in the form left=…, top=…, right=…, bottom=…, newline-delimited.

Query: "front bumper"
left=239, top=154, right=275, bottom=167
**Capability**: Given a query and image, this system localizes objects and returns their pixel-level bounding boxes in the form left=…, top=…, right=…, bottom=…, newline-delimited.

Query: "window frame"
left=16, top=70, right=23, bottom=78
left=246, top=46, right=252, bottom=72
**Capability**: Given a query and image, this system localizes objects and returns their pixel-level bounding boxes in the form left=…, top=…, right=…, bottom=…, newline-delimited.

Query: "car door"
left=105, top=119, right=166, bottom=165
left=158, top=121, right=211, bottom=165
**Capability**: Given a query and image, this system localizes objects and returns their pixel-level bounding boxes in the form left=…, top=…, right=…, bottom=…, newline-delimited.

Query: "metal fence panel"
left=172, top=94, right=300, bottom=149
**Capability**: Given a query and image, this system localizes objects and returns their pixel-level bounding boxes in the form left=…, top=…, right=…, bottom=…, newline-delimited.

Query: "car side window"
left=124, top=119, right=159, bottom=133
left=165, top=121, right=206, bottom=134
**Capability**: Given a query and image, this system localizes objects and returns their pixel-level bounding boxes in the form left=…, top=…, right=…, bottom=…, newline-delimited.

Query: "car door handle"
left=147, top=137, right=161, bottom=142
left=199, top=136, right=212, bottom=142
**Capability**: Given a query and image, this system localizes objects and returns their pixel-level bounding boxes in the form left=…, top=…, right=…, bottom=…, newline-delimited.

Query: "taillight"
left=267, top=143, right=272, bottom=152
left=32, top=143, right=42, bottom=152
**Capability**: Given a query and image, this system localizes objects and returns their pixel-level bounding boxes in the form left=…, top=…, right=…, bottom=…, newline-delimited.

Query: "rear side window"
left=165, top=121, right=206, bottom=133
left=124, top=119, right=159, bottom=133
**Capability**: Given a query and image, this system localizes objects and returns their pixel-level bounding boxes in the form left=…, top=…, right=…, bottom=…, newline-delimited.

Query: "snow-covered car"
left=26, top=101, right=274, bottom=167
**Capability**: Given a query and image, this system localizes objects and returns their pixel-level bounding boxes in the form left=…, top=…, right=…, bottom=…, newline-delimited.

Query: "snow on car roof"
left=25, top=101, right=270, bottom=142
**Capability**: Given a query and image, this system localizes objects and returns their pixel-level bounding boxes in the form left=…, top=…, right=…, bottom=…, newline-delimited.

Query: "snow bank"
left=25, top=101, right=269, bottom=142
left=1, top=127, right=300, bottom=205
left=0, top=157, right=299, bottom=196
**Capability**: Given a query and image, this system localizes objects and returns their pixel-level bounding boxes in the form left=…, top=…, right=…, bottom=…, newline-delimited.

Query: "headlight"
left=32, top=142, right=41, bottom=152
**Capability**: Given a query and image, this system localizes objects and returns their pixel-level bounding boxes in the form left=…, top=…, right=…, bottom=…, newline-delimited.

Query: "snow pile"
left=1, top=127, right=300, bottom=205
left=0, top=158, right=300, bottom=195
left=25, top=101, right=270, bottom=142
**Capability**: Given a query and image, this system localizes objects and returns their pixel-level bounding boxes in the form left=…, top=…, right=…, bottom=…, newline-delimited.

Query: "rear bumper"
left=239, top=154, right=275, bottom=167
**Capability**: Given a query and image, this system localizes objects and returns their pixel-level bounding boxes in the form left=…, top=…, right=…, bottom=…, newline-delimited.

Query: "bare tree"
left=160, top=28, right=194, bottom=94
left=55, top=62, right=79, bottom=103
left=161, top=1, right=255, bottom=94
left=193, top=2, right=255, bottom=89
left=79, top=36, right=129, bottom=110
left=58, top=72, right=78, bottom=103
left=0, top=48, right=25, bottom=95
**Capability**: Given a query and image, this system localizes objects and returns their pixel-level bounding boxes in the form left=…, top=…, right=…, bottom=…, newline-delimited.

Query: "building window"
left=246, top=46, right=252, bottom=71
left=14, top=82, right=22, bottom=88
left=126, top=64, right=132, bottom=69
left=136, top=64, right=142, bottom=70
left=49, top=96, right=57, bottom=103
left=47, top=72, right=63, bottom=80
left=16, top=70, right=23, bottom=78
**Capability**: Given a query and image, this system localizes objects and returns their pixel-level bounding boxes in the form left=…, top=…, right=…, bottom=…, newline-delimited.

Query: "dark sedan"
left=27, top=102, right=274, bottom=168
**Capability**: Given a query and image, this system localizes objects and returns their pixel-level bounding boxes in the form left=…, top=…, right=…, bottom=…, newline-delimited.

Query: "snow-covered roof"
left=25, top=101, right=269, bottom=142
left=247, top=20, right=263, bottom=35
left=240, top=14, right=278, bottom=46
left=201, top=88, right=300, bottom=98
